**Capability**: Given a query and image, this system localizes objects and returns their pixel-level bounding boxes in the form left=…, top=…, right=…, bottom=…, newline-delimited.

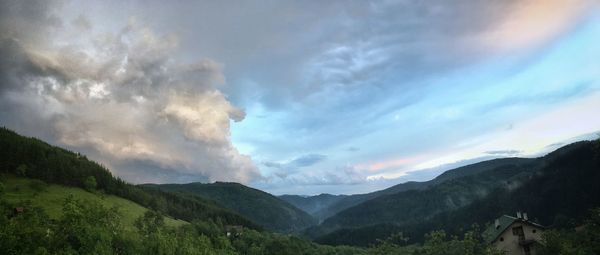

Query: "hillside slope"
left=1, top=175, right=186, bottom=229
left=0, top=127, right=259, bottom=229
left=146, top=182, right=316, bottom=233
left=313, top=140, right=600, bottom=246
left=308, top=157, right=542, bottom=239
left=294, top=158, right=536, bottom=222
left=279, top=194, right=347, bottom=222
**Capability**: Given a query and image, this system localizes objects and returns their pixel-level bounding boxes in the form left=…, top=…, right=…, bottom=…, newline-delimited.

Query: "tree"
left=84, top=176, right=97, bottom=192
left=135, top=210, right=165, bottom=236
left=538, top=208, right=600, bottom=255
left=16, top=164, right=27, bottom=176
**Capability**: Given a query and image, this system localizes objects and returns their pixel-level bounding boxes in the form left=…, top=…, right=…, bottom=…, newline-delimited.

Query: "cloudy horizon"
left=1, top=0, right=599, bottom=195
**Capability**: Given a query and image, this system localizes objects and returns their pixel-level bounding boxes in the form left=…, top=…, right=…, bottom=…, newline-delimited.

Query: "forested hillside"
left=0, top=127, right=257, bottom=228
left=312, top=140, right=600, bottom=246
left=288, top=158, right=536, bottom=222
left=144, top=182, right=316, bottom=232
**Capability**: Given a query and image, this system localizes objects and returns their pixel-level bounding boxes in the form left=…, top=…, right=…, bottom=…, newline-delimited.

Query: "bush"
left=16, top=164, right=27, bottom=176
left=83, top=176, right=97, bottom=192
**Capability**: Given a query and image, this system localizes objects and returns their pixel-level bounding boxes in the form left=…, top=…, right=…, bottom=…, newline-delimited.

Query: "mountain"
left=144, top=182, right=316, bottom=233
left=279, top=194, right=347, bottom=222
left=307, top=157, right=542, bottom=240
left=0, top=127, right=259, bottom=229
left=312, top=140, right=600, bottom=246
left=292, top=157, right=536, bottom=222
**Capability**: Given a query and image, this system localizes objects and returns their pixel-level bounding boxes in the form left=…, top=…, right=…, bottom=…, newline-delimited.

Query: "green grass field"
left=1, top=175, right=187, bottom=229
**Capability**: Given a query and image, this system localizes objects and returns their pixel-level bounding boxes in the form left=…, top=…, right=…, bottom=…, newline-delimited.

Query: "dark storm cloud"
left=0, top=0, right=260, bottom=184
left=88, top=0, right=522, bottom=110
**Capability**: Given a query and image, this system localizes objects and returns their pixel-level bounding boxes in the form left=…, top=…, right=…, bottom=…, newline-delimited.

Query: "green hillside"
left=1, top=175, right=186, bottom=229
left=145, top=182, right=316, bottom=233
left=0, top=127, right=258, bottom=229
left=312, top=140, right=600, bottom=246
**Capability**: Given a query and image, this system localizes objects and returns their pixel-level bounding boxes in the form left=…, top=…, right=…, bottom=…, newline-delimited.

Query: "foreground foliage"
left=0, top=191, right=504, bottom=255
left=537, top=208, right=600, bottom=255
left=0, top=193, right=364, bottom=255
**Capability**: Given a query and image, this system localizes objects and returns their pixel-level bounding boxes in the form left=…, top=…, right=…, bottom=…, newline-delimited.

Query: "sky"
left=1, top=0, right=600, bottom=195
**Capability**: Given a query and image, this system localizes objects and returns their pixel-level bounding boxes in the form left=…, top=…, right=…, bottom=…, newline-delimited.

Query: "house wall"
left=492, top=222, right=543, bottom=255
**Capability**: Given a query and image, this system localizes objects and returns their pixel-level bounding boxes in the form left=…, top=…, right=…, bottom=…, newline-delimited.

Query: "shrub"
left=83, top=176, right=97, bottom=192
left=16, top=164, right=27, bottom=176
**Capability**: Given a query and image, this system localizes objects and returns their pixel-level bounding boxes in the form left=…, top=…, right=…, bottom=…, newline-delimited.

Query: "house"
left=485, top=212, right=544, bottom=255
left=225, top=225, right=243, bottom=237
left=13, top=207, right=24, bottom=215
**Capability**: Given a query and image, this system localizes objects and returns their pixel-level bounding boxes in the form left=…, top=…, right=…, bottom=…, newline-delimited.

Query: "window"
left=532, top=229, right=537, bottom=233
left=512, top=226, right=525, bottom=241
left=500, top=237, right=504, bottom=242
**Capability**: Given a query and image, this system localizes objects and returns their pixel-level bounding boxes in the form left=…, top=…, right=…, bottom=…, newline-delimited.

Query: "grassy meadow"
left=1, top=175, right=187, bottom=229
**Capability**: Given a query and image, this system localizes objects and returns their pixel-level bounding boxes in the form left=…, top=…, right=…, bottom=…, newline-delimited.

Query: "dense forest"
left=143, top=182, right=316, bottom=233
left=311, top=140, right=600, bottom=247
left=283, top=158, right=537, bottom=222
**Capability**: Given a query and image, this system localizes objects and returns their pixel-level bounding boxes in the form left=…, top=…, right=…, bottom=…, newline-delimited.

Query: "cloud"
left=262, top=153, right=327, bottom=179
left=264, top=154, right=327, bottom=169
left=262, top=165, right=369, bottom=188
left=545, top=142, right=565, bottom=148
left=478, top=0, right=592, bottom=53
left=346, top=147, right=360, bottom=152
left=289, top=154, right=327, bottom=167
left=71, top=14, right=92, bottom=31
left=1, top=0, right=598, bottom=195
left=0, top=0, right=259, bottom=184
left=484, top=150, right=522, bottom=155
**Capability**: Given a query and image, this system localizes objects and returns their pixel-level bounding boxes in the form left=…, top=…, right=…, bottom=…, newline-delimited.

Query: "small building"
left=13, top=207, right=24, bottom=215
left=225, top=225, right=243, bottom=237
left=485, top=212, right=544, bottom=255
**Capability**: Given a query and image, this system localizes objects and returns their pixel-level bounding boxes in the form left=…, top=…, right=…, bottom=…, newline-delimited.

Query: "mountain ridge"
left=282, top=157, right=537, bottom=222
left=143, top=181, right=317, bottom=233
left=311, top=140, right=600, bottom=246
